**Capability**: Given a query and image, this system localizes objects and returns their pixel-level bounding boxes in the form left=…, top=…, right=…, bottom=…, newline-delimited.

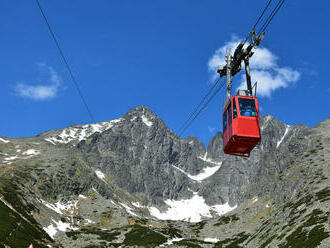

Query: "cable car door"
left=227, top=102, right=233, bottom=140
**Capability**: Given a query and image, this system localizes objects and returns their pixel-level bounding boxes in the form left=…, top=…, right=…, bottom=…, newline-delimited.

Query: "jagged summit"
left=125, top=105, right=156, bottom=116
left=38, top=118, right=123, bottom=145
left=37, top=106, right=160, bottom=145
left=123, top=105, right=160, bottom=127
left=260, top=114, right=281, bottom=126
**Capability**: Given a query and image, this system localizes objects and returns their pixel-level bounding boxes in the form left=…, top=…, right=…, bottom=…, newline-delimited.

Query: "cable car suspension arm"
left=218, top=31, right=264, bottom=105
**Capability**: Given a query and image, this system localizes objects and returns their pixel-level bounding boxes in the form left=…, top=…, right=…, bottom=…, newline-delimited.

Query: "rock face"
left=77, top=106, right=215, bottom=206
left=75, top=107, right=311, bottom=207
left=0, top=106, right=329, bottom=248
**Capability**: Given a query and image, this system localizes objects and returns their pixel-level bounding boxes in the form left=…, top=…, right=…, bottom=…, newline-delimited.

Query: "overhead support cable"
left=178, top=79, right=226, bottom=137
left=35, top=0, right=96, bottom=123
left=177, top=77, right=221, bottom=136
left=257, top=0, right=285, bottom=35
left=244, top=0, right=274, bottom=43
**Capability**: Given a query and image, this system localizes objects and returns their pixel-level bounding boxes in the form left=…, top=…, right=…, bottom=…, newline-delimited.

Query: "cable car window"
left=223, top=111, right=227, bottom=131
left=228, top=103, right=232, bottom=124
left=238, top=98, right=257, bottom=117
left=233, top=99, right=237, bottom=118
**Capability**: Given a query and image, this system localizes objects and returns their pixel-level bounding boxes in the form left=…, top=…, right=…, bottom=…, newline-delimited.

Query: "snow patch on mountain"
left=22, top=149, right=40, bottom=156
left=160, top=237, right=184, bottom=247
left=204, top=238, right=219, bottom=243
left=4, top=156, right=19, bottom=161
left=171, top=163, right=221, bottom=182
left=78, top=194, right=87, bottom=199
left=132, top=202, right=144, bottom=208
left=148, top=193, right=236, bottom=222
left=38, top=199, right=78, bottom=215
left=53, top=219, right=78, bottom=232
left=43, top=224, right=57, bottom=239
left=119, top=203, right=138, bottom=217
left=84, top=219, right=95, bottom=225
left=95, top=169, right=106, bottom=182
left=2, top=149, right=40, bottom=164
left=45, top=118, right=123, bottom=144
left=198, top=152, right=223, bottom=165
left=277, top=126, right=290, bottom=148
left=45, top=138, right=56, bottom=145
left=0, top=137, right=9, bottom=143
left=43, top=219, right=78, bottom=239
left=141, top=115, right=153, bottom=127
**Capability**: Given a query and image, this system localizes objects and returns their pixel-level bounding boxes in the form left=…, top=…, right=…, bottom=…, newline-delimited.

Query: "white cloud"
left=208, top=126, right=216, bottom=134
left=15, top=84, right=58, bottom=100
left=15, top=64, right=61, bottom=100
left=208, top=37, right=300, bottom=97
left=208, top=40, right=239, bottom=80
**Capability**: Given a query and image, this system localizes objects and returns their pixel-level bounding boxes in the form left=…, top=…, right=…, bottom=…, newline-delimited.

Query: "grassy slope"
left=0, top=201, right=54, bottom=248
left=0, top=157, right=56, bottom=248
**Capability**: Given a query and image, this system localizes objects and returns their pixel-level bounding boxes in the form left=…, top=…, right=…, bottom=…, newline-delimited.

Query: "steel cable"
left=244, top=0, right=274, bottom=43
left=257, top=0, right=285, bottom=35
left=177, top=77, right=221, bottom=136
left=178, top=80, right=226, bottom=137
left=35, top=0, right=96, bottom=123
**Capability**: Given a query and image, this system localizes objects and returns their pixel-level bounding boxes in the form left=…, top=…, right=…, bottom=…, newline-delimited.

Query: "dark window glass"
left=228, top=103, right=232, bottom=124
left=233, top=99, right=237, bottom=118
left=223, top=111, right=227, bottom=131
left=238, top=98, right=257, bottom=117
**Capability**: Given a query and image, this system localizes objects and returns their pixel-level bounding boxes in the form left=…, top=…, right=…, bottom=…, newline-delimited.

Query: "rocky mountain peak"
left=260, top=114, right=283, bottom=129
left=124, top=105, right=158, bottom=120
left=126, top=105, right=155, bottom=115
left=36, top=106, right=159, bottom=146
left=1, top=106, right=329, bottom=247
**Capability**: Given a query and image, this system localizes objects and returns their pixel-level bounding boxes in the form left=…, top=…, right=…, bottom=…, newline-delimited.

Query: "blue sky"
left=0, top=0, right=329, bottom=145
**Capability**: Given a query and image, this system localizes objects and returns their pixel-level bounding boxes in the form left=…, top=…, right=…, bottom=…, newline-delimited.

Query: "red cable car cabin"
left=223, top=90, right=261, bottom=157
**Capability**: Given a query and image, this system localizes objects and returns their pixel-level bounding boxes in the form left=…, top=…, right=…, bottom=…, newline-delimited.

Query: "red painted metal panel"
left=222, top=95, right=261, bottom=157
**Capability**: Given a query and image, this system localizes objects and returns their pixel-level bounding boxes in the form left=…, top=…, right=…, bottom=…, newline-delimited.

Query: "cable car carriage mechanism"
left=217, top=32, right=263, bottom=157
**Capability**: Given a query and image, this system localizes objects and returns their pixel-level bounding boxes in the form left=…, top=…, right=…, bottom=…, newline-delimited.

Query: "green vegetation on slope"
left=123, top=224, right=167, bottom=247
left=0, top=201, right=53, bottom=248
left=214, top=214, right=240, bottom=226
left=278, top=209, right=329, bottom=248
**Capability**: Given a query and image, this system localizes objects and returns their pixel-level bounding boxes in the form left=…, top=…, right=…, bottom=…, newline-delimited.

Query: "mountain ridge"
left=0, top=105, right=329, bottom=247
